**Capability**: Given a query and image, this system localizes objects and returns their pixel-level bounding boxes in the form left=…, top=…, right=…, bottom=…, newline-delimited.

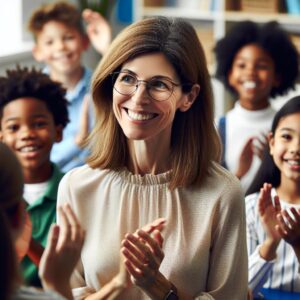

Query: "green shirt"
left=20, top=164, right=64, bottom=287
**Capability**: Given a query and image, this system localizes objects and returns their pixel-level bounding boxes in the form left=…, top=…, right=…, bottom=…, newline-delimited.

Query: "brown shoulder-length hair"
left=87, top=16, right=221, bottom=189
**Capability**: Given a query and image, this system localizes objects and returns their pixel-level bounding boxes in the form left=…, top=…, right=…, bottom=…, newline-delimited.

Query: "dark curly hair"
left=0, top=66, right=69, bottom=128
left=28, top=1, right=85, bottom=40
left=214, top=20, right=299, bottom=98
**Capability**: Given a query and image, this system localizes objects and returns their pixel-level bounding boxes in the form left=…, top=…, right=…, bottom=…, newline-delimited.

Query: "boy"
left=0, top=66, right=69, bottom=287
left=28, top=1, right=95, bottom=172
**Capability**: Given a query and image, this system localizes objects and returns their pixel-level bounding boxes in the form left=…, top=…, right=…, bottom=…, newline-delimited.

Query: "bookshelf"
left=134, top=0, right=300, bottom=117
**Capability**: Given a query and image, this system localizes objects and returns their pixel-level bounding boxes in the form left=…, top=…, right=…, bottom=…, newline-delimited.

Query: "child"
left=245, top=96, right=300, bottom=296
left=214, top=21, right=299, bottom=192
left=0, top=141, right=85, bottom=300
left=0, top=66, right=69, bottom=287
left=28, top=1, right=111, bottom=172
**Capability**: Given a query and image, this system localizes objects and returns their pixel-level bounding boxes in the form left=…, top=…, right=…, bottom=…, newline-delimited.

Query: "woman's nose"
left=131, top=82, right=151, bottom=104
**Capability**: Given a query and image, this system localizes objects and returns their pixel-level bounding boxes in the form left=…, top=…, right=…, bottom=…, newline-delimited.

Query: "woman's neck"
left=127, top=138, right=171, bottom=175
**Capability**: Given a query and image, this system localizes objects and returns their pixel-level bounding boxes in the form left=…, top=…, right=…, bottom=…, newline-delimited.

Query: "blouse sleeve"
left=245, top=194, right=275, bottom=297
left=196, top=177, right=248, bottom=299
left=57, top=172, right=96, bottom=300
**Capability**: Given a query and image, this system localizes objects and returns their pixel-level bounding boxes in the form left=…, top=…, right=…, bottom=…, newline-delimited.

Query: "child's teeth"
left=244, top=81, right=256, bottom=89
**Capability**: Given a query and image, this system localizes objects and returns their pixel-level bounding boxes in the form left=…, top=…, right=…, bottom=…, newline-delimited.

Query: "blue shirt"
left=49, top=67, right=93, bottom=172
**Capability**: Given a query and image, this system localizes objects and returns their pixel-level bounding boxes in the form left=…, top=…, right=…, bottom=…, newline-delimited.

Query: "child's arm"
left=82, top=9, right=112, bottom=56
left=276, top=207, right=300, bottom=264
left=39, top=204, right=85, bottom=300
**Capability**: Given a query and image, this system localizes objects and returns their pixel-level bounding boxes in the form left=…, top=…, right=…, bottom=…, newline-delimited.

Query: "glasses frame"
left=111, top=71, right=182, bottom=102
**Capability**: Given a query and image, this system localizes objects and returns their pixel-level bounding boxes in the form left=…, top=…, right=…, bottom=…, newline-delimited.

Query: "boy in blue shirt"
left=28, top=1, right=111, bottom=172
left=0, top=66, right=69, bottom=287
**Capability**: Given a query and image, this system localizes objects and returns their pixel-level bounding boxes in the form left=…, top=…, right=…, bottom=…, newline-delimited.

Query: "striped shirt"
left=246, top=188, right=300, bottom=296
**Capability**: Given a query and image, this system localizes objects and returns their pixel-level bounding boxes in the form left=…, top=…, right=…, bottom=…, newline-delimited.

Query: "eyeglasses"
left=111, top=71, right=182, bottom=102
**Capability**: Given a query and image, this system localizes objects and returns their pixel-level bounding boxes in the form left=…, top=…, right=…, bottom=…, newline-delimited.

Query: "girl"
left=215, top=21, right=299, bottom=192
left=57, top=16, right=248, bottom=299
left=245, top=96, right=300, bottom=296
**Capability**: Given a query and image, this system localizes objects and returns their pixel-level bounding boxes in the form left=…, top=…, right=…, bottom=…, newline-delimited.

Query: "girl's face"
left=112, top=52, right=197, bottom=142
left=269, top=112, right=300, bottom=184
left=228, top=44, right=279, bottom=110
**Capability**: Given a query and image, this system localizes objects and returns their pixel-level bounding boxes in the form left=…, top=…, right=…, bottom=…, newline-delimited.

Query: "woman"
left=57, top=16, right=248, bottom=299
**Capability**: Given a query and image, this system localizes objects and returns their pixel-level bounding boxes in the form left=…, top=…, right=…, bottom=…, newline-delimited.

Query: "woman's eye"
left=150, top=80, right=169, bottom=90
left=120, top=74, right=136, bottom=84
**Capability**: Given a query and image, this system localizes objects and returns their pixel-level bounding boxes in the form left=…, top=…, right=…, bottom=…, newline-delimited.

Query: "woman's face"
left=269, top=112, right=300, bottom=185
left=112, top=52, right=193, bottom=142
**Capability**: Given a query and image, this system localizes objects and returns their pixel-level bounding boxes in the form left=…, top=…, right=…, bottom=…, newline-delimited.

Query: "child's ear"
left=178, top=84, right=200, bottom=112
left=32, top=45, right=44, bottom=62
left=55, top=125, right=63, bottom=143
left=268, top=132, right=274, bottom=155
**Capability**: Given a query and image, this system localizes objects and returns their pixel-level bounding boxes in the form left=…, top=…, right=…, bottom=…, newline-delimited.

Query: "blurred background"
left=0, top=0, right=299, bottom=117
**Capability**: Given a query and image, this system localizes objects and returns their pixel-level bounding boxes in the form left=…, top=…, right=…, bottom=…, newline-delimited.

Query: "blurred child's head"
left=246, top=96, right=300, bottom=195
left=0, top=142, right=24, bottom=298
left=0, top=67, right=69, bottom=181
left=215, top=21, right=299, bottom=109
left=28, top=1, right=89, bottom=77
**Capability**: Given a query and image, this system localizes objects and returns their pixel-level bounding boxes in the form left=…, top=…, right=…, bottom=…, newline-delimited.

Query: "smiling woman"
left=57, top=16, right=248, bottom=300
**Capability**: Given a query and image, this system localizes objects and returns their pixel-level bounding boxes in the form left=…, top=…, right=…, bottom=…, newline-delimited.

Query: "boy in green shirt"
left=0, top=66, right=69, bottom=287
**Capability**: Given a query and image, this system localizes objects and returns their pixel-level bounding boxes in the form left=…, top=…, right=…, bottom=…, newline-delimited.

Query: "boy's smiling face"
left=0, top=98, right=62, bottom=183
left=33, top=21, right=88, bottom=79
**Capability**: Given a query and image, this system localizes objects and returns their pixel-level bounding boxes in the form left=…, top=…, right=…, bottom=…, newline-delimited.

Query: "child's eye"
left=6, top=124, right=19, bottom=132
left=45, top=40, right=53, bottom=46
left=256, top=64, right=271, bottom=70
left=33, top=121, right=47, bottom=128
left=64, top=35, right=75, bottom=41
left=281, top=134, right=292, bottom=141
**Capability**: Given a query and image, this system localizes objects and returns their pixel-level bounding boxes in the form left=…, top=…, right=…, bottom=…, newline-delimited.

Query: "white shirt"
left=225, top=102, right=276, bottom=192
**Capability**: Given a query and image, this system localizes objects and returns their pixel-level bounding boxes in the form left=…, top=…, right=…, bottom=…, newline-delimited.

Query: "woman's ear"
left=268, top=132, right=274, bottom=155
left=178, top=84, right=200, bottom=112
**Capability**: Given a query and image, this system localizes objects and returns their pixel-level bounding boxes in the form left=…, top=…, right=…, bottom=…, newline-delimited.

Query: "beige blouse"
left=57, top=163, right=248, bottom=300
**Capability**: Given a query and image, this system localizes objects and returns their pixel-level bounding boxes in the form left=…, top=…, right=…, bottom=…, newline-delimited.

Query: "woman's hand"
left=39, top=204, right=85, bottom=300
left=121, top=218, right=166, bottom=289
left=257, top=183, right=282, bottom=260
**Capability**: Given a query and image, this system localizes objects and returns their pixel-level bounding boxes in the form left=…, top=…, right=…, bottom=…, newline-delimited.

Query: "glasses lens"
left=111, top=72, right=175, bottom=101
left=148, top=78, right=173, bottom=101
left=113, top=72, right=137, bottom=96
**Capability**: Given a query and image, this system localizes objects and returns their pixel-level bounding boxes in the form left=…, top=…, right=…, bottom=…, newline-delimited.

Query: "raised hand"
left=276, top=207, right=300, bottom=248
left=121, top=218, right=166, bottom=289
left=82, top=8, right=112, bottom=55
left=235, top=134, right=267, bottom=179
left=39, top=204, right=85, bottom=300
left=258, top=183, right=282, bottom=242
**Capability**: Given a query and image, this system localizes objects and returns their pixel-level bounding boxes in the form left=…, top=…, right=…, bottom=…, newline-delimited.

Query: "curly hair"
left=28, top=1, right=85, bottom=39
left=0, top=66, right=69, bottom=128
left=214, top=20, right=299, bottom=98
